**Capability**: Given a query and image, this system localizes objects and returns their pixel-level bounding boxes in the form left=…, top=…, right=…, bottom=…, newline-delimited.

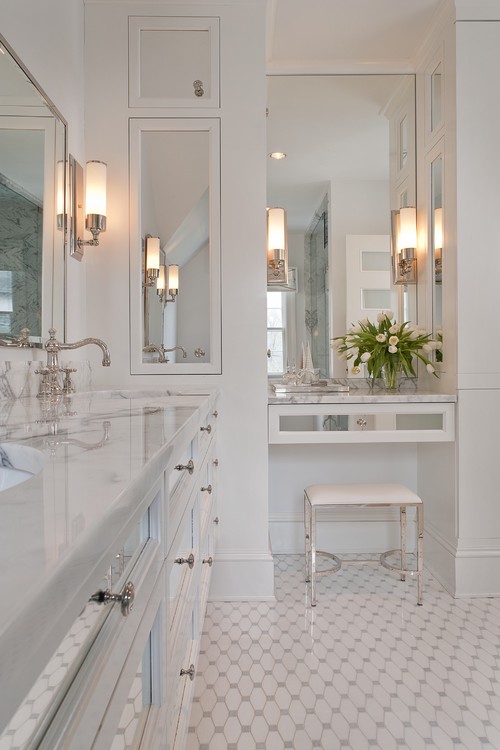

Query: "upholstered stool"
left=304, top=483, right=423, bottom=606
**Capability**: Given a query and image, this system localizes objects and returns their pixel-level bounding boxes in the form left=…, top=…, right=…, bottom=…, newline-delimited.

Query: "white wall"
left=83, top=0, right=273, bottom=599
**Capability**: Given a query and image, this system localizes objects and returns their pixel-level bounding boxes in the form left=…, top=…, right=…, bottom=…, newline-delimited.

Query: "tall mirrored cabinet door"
left=431, top=146, right=443, bottom=363
left=129, top=118, right=221, bottom=374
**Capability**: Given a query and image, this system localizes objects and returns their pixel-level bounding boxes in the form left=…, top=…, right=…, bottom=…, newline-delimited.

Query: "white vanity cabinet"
left=0, top=390, right=219, bottom=750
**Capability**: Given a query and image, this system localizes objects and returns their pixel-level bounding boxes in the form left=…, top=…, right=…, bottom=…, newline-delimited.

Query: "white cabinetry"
left=0, top=392, right=219, bottom=750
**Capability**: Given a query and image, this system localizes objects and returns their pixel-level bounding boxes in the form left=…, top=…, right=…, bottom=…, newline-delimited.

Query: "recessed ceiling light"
left=269, top=152, right=287, bottom=160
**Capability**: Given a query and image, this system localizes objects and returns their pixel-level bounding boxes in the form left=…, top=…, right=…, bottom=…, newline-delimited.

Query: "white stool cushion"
left=304, top=482, right=422, bottom=507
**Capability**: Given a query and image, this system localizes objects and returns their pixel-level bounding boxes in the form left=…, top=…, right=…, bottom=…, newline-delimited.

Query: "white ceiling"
left=265, top=0, right=444, bottom=232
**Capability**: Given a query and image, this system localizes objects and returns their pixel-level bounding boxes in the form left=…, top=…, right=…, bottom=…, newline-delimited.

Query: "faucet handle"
left=61, top=367, right=77, bottom=394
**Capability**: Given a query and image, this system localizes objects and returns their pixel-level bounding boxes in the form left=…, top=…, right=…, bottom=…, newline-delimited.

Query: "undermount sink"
left=0, top=443, right=45, bottom=491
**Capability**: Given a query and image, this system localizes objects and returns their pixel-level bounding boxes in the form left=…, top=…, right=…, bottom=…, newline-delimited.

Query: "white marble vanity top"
left=268, top=381, right=457, bottom=404
left=0, top=386, right=217, bottom=714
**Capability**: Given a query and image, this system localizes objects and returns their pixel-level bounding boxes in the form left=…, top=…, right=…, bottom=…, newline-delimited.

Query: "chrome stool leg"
left=417, top=503, right=424, bottom=606
left=311, top=505, right=317, bottom=606
left=400, top=506, right=407, bottom=582
left=304, top=493, right=311, bottom=583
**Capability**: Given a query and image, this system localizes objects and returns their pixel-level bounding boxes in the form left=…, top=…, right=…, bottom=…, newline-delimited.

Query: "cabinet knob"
left=214, top=516, right=220, bottom=525
left=203, top=556, right=213, bottom=567
left=213, top=458, right=219, bottom=466
left=193, top=79, right=204, bottom=97
left=180, top=663, right=196, bottom=680
left=89, top=581, right=135, bottom=617
left=175, top=459, right=194, bottom=474
left=201, top=484, right=213, bottom=494
left=356, top=418, right=367, bottom=430
left=212, top=410, right=218, bottom=418
left=175, top=553, right=195, bottom=569
left=200, top=424, right=212, bottom=434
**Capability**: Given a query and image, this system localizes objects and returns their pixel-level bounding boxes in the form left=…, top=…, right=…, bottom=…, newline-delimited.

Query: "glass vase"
left=382, top=363, right=402, bottom=390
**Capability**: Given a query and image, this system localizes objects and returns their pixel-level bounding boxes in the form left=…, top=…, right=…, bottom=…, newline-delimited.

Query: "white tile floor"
left=187, top=554, right=500, bottom=750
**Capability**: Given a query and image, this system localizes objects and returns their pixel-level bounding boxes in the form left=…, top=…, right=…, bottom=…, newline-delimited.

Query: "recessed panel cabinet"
left=129, top=16, right=220, bottom=108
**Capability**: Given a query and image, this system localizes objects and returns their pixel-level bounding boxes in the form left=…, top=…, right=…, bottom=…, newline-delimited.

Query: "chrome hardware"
left=0, top=327, right=32, bottom=348
left=213, top=458, right=219, bottom=467
left=267, top=348, right=272, bottom=358
left=200, top=424, right=212, bottom=434
left=180, top=664, right=196, bottom=680
left=194, top=348, right=205, bottom=358
left=89, top=581, right=135, bottom=617
left=212, top=410, right=218, bottom=418
left=61, top=367, right=77, bottom=394
left=356, top=418, right=367, bottom=430
left=175, top=553, right=195, bottom=568
left=175, top=459, right=194, bottom=474
left=201, top=484, right=212, bottom=494
left=214, top=516, right=220, bottom=525
left=203, top=556, right=213, bottom=567
left=193, top=79, right=204, bottom=97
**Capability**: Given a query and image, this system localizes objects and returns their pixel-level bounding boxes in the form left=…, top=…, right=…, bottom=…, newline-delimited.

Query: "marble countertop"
left=268, top=380, right=457, bottom=404
left=0, top=387, right=217, bottom=727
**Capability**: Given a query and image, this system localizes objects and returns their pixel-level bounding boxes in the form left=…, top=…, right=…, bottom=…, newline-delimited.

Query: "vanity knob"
left=212, top=410, right=218, bottom=418
left=89, top=581, right=135, bottom=617
left=200, top=424, right=212, bottom=434
left=201, top=484, right=213, bottom=494
left=214, top=516, right=220, bottom=525
left=193, top=79, right=204, bottom=97
left=203, top=556, right=213, bottom=567
left=175, top=459, right=194, bottom=474
left=213, top=458, right=219, bottom=467
left=175, top=553, right=195, bottom=569
left=356, top=418, right=367, bottom=430
left=180, top=664, right=196, bottom=680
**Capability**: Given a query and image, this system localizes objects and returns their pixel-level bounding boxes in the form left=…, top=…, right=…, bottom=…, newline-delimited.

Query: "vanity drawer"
left=268, top=402, right=455, bottom=444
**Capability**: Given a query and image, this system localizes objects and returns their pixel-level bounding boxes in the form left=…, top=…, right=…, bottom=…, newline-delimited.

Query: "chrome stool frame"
left=304, top=483, right=424, bottom=607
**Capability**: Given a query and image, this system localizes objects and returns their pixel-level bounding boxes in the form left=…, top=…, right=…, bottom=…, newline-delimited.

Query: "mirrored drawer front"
left=269, top=402, right=455, bottom=444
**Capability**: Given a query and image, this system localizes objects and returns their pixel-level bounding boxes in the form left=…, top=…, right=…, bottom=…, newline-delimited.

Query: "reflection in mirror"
left=431, top=152, right=443, bottom=361
left=431, top=63, right=443, bottom=133
left=0, top=35, right=66, bottom=344
left=129, top=118, right=221, bottom=374
left=266, top=75, right=416, bottom=380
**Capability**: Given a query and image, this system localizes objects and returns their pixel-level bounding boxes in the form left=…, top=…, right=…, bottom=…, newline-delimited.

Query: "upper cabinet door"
left=129, top=16, right=220, bottom=109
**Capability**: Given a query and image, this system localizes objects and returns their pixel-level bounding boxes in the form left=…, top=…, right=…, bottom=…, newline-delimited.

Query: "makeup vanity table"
left=268, top=382, right=456, bottom=562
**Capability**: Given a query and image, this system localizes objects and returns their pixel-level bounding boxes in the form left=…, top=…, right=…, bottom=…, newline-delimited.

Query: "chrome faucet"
left=0, top=328, right=33, bottom=348
left=37, top=328, right=111, bottom=398
left=143, top=343, right=187, bottom=363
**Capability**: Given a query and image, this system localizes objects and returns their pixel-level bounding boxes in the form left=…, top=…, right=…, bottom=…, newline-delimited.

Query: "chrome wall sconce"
left=144, top=235, right=179, bottom=303
left=434, top=207, right=443, bottom=284
left=157, top=263, right=179, bottom=304
left=69, top=155, right=107, bottom=260
left=391, top=206, right=417, bottom=285
left=267, top=206, right=288, bottom=285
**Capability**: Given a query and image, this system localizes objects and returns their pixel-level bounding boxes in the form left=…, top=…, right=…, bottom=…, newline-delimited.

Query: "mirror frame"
left=0, top=33, right=67, bottom=344
left=129, top=117, right=221, bottom=374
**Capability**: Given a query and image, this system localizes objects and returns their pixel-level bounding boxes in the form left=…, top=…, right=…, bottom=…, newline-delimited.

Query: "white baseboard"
left=208, top=550, right=276, bottom=601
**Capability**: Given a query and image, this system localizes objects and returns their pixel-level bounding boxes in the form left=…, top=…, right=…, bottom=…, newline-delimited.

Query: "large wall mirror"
left=0, top=35, right=66, bottom=345
left=266, top=75, right=416, bottom=379
left=129, top=118, right=221, bottom=374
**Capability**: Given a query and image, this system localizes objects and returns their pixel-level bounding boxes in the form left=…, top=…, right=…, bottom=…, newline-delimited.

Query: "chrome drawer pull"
left=201, top=484, right=212, bottom=494
left=175, top=553, right=195, bottom=569
left=203, top=556, right=213, bottom=567
left=213, top=458, right=219, bottom=466
left=180, top=664, right=196, bottom=680
left=175, top=459, right=194, bottom=474
left=214, top=516, right=220, bottom=525
left=89, top=581, right=135, bottom=617
left=212, top=410, right=218, bottom=418
left=200, top=424, right=212, bottom=434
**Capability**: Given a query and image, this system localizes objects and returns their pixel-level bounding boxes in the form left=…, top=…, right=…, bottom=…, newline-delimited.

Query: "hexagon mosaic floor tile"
left=187, top=554, right=500, bottom=750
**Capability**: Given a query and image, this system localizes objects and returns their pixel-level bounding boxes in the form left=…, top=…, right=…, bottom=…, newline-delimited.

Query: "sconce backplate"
left=69, top=155, right=85, bottom=261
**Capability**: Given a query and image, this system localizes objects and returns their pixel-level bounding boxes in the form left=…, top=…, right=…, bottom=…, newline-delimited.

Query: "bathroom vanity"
left=268, top=382, right=457, bottom=580
left=0, top=387, right=219, bottom=750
